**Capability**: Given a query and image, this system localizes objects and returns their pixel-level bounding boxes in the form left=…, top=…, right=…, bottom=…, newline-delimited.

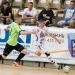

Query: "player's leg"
left=27, top=49, right=41, bottom=56
left=45, top=52, right=60, bottom=69
left=15, top=44, right=41, bottom=62
left=13, top=43, right=26, bottom=67
left=13, top=43, right=40, bottom=67
left=0, top=43, right=13, bottom=60
left=38, top=45, right=60, bottom=69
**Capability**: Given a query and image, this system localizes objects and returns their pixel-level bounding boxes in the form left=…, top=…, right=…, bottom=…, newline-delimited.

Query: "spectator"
left=38, top=3, right=54, bottom=27
left=0, top=0, right=7, bottom=7
left=57, top=1, right=75, bottom=26
left=22, top=2, right=37, bottom=24
left=0, top=1, right=14, bottom=24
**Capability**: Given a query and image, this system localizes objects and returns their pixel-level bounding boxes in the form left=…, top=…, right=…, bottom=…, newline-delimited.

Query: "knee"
left=2, top=55, right=6, bottom=59
left=21, top=49, right=27, bottom=54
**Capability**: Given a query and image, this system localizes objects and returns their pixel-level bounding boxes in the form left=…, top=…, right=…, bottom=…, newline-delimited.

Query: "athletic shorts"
left=3, top=43, right=24, bottom=56
left=37, top=45, right=46, bottom=53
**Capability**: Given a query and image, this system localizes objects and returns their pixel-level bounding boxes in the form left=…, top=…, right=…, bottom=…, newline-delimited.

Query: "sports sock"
left=0, top=55, right=3, bottom=60
left=45, top=53, right=58, bottom=67
left=27, top=49, right=36, bottom=54
left=15, top=53, right=25, bottom=63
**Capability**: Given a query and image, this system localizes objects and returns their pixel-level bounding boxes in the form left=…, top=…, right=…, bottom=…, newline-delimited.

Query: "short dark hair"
left=4, top=1, right=9, bottom=5
left=14, top=14, right=22, bottom=19
left=71, top=0, right=75, bottom=4
left=39, top=18, right=46, bottom=22
left=28, top=2, right=33, bottom=5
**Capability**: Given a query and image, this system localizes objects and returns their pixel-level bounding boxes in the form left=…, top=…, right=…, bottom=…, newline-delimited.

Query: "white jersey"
left=23, top=8, right=37, bottom=17
left=33, top=26, right=49, bottom=46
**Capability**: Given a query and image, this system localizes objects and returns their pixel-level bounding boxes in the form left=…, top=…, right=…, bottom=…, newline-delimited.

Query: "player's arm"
left=44, top=28, right=61, bottom=44
left=20, top=30, right=36, bottom=35
left=49, top=33, right=61, bottom=44
left=45, top=30, right=61, bottom=44
left=16, top=24, right=36, bottom=35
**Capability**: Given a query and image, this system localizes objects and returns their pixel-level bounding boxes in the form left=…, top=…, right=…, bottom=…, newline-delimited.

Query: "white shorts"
left=36, top=45, right=46, bottom=53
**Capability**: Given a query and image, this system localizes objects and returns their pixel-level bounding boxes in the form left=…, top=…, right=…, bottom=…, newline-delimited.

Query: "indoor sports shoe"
left=12, top=63, right=21, bottom=67
left=56, top=65, right=61, bottom=70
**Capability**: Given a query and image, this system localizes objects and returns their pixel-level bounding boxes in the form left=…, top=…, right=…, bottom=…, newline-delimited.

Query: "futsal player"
left=0, top=15, right=40, bottom=67
left=25, top=18, right=61, bottom=69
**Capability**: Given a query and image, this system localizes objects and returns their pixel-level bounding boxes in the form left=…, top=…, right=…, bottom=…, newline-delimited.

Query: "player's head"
left=38, top=18, right=46, bottom=27
left=3, top=1, right=9, bottom=9
left=14, top=14, right=23, bottom=25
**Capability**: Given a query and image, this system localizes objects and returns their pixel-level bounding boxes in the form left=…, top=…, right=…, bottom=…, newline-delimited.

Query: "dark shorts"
left=3, top=43, right=24, bottom=56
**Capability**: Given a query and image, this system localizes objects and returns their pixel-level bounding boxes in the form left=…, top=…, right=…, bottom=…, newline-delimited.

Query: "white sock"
left=14, top=62, right=17, bottom=64
left=27, top=49, right=37, bottom=54
left=48, top=55, right=58, bottom=67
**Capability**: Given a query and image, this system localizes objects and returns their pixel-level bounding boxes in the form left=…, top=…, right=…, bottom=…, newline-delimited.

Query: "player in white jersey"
left=33, top=18, right=61, bottom=69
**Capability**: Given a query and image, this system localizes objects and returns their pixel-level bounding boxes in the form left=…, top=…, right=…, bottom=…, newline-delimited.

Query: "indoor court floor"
left=0, top=65, right=75, bottom=75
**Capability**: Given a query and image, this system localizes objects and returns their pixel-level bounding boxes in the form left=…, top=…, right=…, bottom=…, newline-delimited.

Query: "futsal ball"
left=63, top=66, right=70, bottom=73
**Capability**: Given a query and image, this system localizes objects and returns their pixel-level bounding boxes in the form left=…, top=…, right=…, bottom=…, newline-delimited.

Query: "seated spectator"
left=0, top=0, right=7, bottom=7
left=38, top=3, right=54, bottom=27
left=57, top=1, right=75, bottom=26
left=0, top=1, right=14, bottom=24
left=22, top=2, right=37, bottom=24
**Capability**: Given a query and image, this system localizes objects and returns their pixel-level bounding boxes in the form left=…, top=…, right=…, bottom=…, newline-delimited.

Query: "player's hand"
left=57, top=40, right=61, bottom=44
